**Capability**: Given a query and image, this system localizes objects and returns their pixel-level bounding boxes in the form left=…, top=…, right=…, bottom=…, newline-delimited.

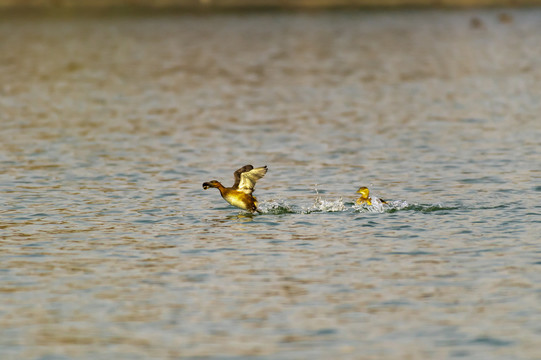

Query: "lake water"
left=1, top=8, right=540, bottom=359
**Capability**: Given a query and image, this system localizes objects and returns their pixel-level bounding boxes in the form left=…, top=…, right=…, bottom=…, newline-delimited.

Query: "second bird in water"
left=356, top=186, right=387, bottom=206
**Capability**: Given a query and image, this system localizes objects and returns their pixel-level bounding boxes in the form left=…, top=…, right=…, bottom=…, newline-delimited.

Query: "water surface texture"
left=1, top=9, right=541, bottom=359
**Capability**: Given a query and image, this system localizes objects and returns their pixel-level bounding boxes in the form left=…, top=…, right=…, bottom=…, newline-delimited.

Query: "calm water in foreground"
left=1, top=8, right=541, bottom=360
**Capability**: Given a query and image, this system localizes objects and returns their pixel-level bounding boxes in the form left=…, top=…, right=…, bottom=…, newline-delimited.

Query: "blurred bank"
left=1, top=0, right=541, bottom=9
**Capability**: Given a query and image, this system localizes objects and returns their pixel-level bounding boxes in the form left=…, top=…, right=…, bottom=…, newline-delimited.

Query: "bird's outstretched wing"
left=232, top=165, right=254, bottom=189
left=238, top=166, right=267, bottom=194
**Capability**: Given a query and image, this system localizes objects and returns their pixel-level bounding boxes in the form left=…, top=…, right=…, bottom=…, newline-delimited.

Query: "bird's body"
left=356, top=186, right=387, bottom=206
left=203, top=165, right=267, bottom=213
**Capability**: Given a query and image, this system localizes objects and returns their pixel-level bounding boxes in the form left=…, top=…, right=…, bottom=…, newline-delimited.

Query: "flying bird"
left=202, top=165, right=268, bottom=213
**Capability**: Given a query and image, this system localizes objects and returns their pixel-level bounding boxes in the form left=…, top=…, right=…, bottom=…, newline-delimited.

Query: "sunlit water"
left=1, top=8, right=541, bottom=359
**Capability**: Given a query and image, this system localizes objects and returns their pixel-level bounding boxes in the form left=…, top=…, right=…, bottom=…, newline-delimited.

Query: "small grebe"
left=355, top=186, right=387, bottom=206
left=203, top=165, right=267, bottom=213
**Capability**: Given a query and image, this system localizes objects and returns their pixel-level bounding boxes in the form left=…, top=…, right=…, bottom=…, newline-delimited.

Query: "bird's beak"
left=202, top=182, right=210, bottom=190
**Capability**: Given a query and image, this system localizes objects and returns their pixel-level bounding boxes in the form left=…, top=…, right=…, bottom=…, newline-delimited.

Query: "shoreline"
left=0, top=4, right=533, bottom=18
left=0, top=0, right=540, bottom=12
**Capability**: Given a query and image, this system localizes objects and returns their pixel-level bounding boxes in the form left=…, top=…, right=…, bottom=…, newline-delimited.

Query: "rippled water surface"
left=1, top=8, right=541, bottom=359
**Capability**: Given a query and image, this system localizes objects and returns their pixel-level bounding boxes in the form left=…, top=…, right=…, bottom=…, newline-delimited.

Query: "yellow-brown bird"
left=355, top=186, right=387, bottom=206
left=203, top=165, right=267, bottom=213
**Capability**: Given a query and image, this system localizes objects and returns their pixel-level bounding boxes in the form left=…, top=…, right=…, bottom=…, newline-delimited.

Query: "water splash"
left=256, top=186, right=454, bottom=216
left=353, top=200, right=460, bottom=214
left=302, top=186, right=346, bottom=213
left=387, top=200, right=410, bottom=210
left=259, top=199, right=296, bottom=215
left=353, top=197, right=388, bottom=213
left=304, top=197, right=346, bottom=213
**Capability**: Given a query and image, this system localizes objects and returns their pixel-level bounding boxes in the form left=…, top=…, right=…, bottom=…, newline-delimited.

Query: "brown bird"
left=202, top=165, right=268, bottom=213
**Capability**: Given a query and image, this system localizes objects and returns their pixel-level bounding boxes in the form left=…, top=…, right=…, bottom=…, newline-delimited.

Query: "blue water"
left=1, top=8, right=541, bottom=360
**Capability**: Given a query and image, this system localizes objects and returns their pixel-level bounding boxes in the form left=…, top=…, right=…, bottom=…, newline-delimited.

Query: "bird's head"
left=356, top=186, right=370, bottom=199
left=202, top=180, right=220, bottom=190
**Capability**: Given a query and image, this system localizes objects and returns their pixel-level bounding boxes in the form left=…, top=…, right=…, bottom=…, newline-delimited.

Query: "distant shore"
left=1, top=0, right=541, bottom=9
